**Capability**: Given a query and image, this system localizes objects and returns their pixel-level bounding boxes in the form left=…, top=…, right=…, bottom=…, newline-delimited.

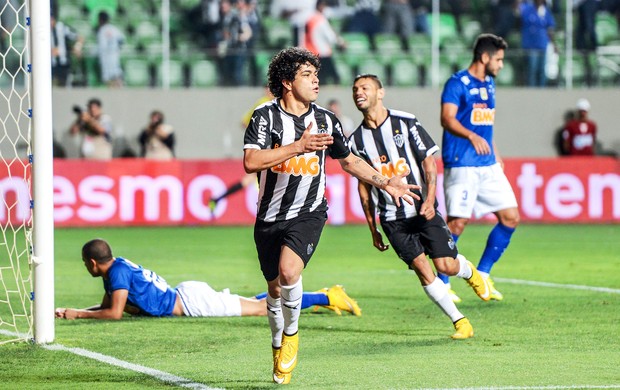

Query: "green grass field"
left=1, top=224, right=619, bottom=389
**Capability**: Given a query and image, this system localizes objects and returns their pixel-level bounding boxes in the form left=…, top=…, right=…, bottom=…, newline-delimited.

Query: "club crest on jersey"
left=318, top=122, right=328, bottom=134
left=480, top=87, right=488, bottom=100
left=307, top=243, right=314, bottom=255
left=393, top=133, right=405, bottom=148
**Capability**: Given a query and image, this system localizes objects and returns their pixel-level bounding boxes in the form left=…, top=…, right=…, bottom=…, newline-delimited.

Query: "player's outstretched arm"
left=338, top=154, right=420, bottom=207
left=55, top=290, right=128, bottom=320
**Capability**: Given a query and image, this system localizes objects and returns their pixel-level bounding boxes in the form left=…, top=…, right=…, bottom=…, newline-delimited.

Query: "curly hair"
left=267, top=47, right=321, bottom=99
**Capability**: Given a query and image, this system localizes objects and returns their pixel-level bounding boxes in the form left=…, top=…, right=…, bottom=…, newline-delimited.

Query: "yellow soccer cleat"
left=464, top=261, right=491, bottom=301
left=447, top=288, right=462, bottom=303
left=324, top=285, right=362, bottom=316
left=272, top=347, right=292, bottom=384
left=277, top=332, right=299, bottom=375
left=487, top=277, right=504, bottom=301
left=451, top=317, right=474, bottom=340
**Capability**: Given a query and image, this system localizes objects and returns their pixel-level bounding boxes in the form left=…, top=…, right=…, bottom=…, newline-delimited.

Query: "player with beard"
left=349, top=74, right=491, bottom=341
left=438, top=33, right=520, bottom=303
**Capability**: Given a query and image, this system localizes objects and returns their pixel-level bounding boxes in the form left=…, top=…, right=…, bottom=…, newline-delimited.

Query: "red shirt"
left=562, top=119, right=597, bottom=155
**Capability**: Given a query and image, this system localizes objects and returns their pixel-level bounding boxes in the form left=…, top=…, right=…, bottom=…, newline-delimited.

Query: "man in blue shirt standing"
left=438, top=33, right=520, bottom=303
left=519, top=0, right=557, bottom=87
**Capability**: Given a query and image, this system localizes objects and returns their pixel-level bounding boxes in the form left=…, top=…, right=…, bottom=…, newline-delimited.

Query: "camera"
left=72, top=105, right=83, bottom=115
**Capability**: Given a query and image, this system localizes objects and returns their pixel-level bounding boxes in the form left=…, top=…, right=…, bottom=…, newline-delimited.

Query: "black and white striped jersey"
left=349, top=109, right=439, bottom=222
left=243, top=99, right=350, bottom=222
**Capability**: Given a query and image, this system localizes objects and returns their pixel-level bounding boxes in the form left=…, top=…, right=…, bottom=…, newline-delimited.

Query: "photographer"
left=138, top=110, right=175, bottom=160
left=69, top=98, right=113, bottom=160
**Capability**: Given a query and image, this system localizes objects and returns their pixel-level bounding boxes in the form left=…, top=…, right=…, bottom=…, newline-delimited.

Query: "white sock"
left=280, top=277, right=303, bottom=336
left=455, top=253, right=473, bottom=279
left=423, top=277, right=464, bottom=323
left=266, top=294, right=283, bottom=348
left=479, top=271, right=490, bottom=279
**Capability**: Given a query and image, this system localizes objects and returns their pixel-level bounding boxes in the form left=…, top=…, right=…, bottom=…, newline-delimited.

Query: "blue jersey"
left=441, top=69, right=497, bottom=168
left=104, top=257, right=177, bottom=317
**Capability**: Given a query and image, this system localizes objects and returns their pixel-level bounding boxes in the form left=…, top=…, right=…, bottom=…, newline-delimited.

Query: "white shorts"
left=175, top=281, right=242, bottom=317
left=443, top=163, right=518, bottom=219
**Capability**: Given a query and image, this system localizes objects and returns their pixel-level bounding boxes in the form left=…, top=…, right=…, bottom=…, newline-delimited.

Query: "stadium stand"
left=52, top=0, right=620, bottom=88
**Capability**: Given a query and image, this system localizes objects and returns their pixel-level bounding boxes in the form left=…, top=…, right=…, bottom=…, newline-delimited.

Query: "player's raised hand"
left=384, top=169, right=420, bottom=207
left=297, top=122, right=333, bottom=153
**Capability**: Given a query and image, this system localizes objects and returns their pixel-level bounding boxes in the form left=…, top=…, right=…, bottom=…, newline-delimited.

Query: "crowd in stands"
left=18, top=0, right=620, bottom=88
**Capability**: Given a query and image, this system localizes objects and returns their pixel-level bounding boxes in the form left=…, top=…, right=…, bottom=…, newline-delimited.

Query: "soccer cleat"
left=487, top=277, right=504, bottom=301
left=464, top=261, right=491, bottom=301
left=451, top=317, right=474, bottom=339
left=208, top=199, right=217, bottom=213
left=323, top=285, right=362, bottom=316
left=272, top=347, right=292, bottom=384
left=447, top=288, right=462, bottom=303
left=277, top=333, right=299, bottom=374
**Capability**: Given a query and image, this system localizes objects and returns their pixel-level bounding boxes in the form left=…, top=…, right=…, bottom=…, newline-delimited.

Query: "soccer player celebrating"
left=438, top=33, right=520, bottom=302
left=243, top=47, right=418, bottom=384
left=349, top=74, right=491, bottom=340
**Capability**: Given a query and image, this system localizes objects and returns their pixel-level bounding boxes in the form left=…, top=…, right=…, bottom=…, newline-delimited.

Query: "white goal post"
left=0, top=0, right=55, bottom=344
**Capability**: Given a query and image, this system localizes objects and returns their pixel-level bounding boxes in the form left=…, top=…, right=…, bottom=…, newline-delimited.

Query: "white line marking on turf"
left=0, top=330, right=220, bottom=390
left=421, top=386, right=620, bottom=389
left=494, top=278, right=620, bottom=294
left=42, top=344, right=221, bottom=390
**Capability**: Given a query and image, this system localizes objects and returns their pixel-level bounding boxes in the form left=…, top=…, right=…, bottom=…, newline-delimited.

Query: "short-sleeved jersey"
left=243, top=99, right=350, bottom=222
left=441, top=70, right=497, bottom=168
left=562, top=119, right=596, bottom=155
left=104, top=257, right=177, bottom=317
left=349, top=109, right=439, bottom=223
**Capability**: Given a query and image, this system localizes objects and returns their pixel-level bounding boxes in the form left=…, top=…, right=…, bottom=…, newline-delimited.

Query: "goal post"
left=0, top=0, right=55, bottom=344
left=30, top=0, right=55, bottom=344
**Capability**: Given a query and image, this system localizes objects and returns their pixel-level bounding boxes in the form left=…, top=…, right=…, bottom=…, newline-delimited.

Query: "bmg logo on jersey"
left=272, top=155, right=320, bottom=176
left=378, top=157, right=409, bottom=178
left=470, top=106, right=495, bottom=125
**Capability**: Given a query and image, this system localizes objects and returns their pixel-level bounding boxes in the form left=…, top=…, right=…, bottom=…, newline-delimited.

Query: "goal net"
left=0, top=0, right=55, bottom=344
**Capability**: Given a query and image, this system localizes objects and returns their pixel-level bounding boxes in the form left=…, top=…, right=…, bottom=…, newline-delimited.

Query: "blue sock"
left=478, top=223, right=516, bottom=274
left=438, top=233, right=460, bottom=284
left=255, top=292, right=329, bottom=309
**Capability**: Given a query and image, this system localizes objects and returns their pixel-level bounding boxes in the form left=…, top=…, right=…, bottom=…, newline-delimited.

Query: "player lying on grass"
left=55, top=239, right=361, bottom=320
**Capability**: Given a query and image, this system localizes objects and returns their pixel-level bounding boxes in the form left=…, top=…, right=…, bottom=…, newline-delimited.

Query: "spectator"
left=303, top=0, right=346, bottom=85
left=218, top=0, right=253, bottom=86
left=411, top=0, right=430, bottom=34
left=561, top=98, right=597, bottom=156
left=553, top=109, right=576, bottom=156
left=342, top=0, right=382, bottom=44
left=492, top=0, right=520, bottom=39
left=96, top=11, right=124, bottom=87
left=51, top=12, right=84, bottom=87
left=382, top=0, right=415, bottom=48
left=270, top=0, right=317, bottom=46
left=68, top=98, right=113, bottom=160
left=327, top=98, right=355, bottom=137
left=519, top=0, right=557, bottom=87
left=138, top=110, right=175, bottom=160
left=575, top=0, right=599, bottom=52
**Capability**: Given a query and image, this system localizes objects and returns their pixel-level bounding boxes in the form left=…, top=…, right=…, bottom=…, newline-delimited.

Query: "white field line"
left=420, top=386, right=620, bottom=390
left=494, top=277, right=620, bottom=294
left=2, top=278, right=619, bottom=389
left=0, top=330, right=220, bottom=390
left=42, top=344, right=222, bottom=390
